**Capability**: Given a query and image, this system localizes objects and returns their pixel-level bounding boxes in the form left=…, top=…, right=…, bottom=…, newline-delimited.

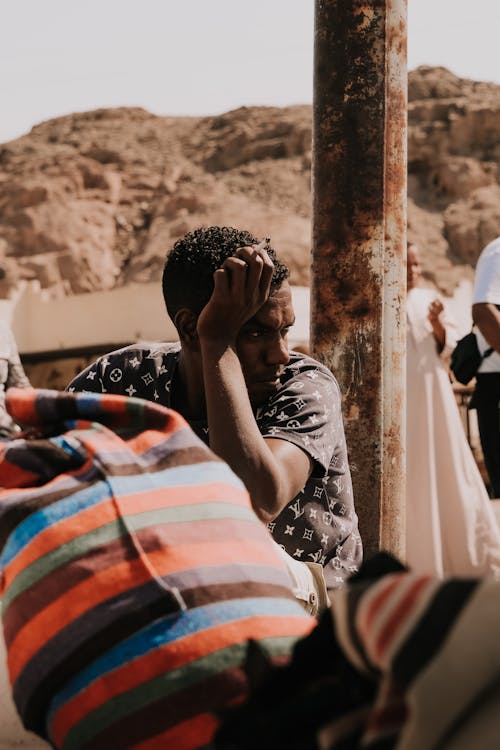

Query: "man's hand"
left=196, top=243, right=274, bottom=346
left=196, top=244, right=312, bottom=523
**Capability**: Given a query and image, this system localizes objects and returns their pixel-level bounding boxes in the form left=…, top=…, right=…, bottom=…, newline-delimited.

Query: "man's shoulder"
left=479, top=236, right=500, bottom=259
left=98, top=341, right=180, bottom=363
left=473, top=237, right=500, bottom=305
left=283, top=351, right=339, bottom=386
left=476, top=237, right=500, bottom=274
left=68, top=341, right=180, bottom=393
left=264, top=350, right=342, bottom=412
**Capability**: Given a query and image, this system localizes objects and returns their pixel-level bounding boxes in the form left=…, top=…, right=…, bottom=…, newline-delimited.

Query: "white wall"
left=3, top=282, right=311, bottom=355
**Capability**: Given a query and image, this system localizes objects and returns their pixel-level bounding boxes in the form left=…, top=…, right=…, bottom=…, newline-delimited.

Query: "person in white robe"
left=406, top=243, right=500, bottom=577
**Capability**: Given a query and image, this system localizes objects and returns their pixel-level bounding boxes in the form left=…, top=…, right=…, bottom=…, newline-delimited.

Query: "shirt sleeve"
left=257, top=364, right=347, bottom=476
left=473, top=239, right=500, bottom=305
left=67, top=358, right=106, bottom=393
left=67, top=346, right=174, bottom=405
left=258, top=360, right=360, bottom=587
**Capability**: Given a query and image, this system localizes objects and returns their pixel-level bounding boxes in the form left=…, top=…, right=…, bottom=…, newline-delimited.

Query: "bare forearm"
left=473, top=303, right=500, bottom=352
left=431, top=320, right=446, bottom=352
left=200, top=342, right=286, bottom=522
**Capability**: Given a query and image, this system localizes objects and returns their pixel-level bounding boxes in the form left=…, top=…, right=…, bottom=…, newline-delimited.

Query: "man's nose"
left=266, top=335, right=290, bottom=366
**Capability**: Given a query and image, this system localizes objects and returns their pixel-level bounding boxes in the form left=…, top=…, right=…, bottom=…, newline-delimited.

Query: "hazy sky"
left=1, top=0, right=499, bottom=143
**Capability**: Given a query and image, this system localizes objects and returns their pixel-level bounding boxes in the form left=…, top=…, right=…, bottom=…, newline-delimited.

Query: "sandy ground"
left=0, top=622, right=49, bottom=749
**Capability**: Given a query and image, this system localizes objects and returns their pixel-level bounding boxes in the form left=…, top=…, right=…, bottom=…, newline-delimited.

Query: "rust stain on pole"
left=312, top=0, right=407, bottom=557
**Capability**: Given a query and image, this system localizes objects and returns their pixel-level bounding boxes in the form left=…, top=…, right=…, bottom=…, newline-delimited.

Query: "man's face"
left=407, top=245, right=421, bottom=290
left=236, top=281, right=294, bottom=406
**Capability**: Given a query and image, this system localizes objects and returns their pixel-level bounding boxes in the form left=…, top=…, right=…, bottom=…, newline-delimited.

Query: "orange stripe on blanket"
left=133, top=713, right=220, bottom=750
left=0, top=455, right=94, bottom=497
left=64, top=428, right=139, bottom=457
left=74, top=424, right=184, bottom=457
left=65, top=414, right=186, bottom=458
left=0, top=459, right=40, bottom=490
left=373, top=576, right=432, bottom=664
left=50, top=614, right=312, bottom=747
left=125, top=422, right=191, bottom=454
left=3, top=501, right=119, bottom=588
left=3, top=482, right=250, bottom=586
left=8, top=538, right=283, bottom=681
left=359, top=574, right=404, bottom=635
left=5, top=388, right=38, bottom=428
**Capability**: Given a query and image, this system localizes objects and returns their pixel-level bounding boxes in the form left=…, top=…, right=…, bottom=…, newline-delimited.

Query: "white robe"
left=406, top=287, right=500, bottom=577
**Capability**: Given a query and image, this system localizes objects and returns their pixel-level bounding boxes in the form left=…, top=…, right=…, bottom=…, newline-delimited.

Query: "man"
left=472, top=236, right=500, bottom=498
left=0, top=320, right=31, bottom=438
left=68, top=226, right=362, bottom=589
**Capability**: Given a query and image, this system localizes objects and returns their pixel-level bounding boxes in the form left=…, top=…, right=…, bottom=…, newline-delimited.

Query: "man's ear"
left=174, top=309, right=199, bottom=350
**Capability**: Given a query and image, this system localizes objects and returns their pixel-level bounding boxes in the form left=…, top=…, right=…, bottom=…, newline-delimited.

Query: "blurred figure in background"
left=472, top=237, right=500, bottom=499
left=0, top=320, right=31, bottom=438
left=406, top=243, right=500, bottom=577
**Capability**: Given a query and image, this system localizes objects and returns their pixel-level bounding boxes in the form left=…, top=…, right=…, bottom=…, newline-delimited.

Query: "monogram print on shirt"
left=69, top=346, right=361, bottom=587
left=289, top=498, right=305, bottom=520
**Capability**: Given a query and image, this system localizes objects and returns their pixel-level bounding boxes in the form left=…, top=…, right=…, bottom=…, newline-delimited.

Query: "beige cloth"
left=275, top=543, right=330, bottom=616
left=398, top=579, right=500, bottom=750
left=406, top=287, right=500, bottom=577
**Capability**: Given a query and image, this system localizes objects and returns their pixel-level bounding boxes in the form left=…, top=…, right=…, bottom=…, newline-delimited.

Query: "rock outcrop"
left=0, top=66, right=499, bottom=298
left=407, top=66, right=500, bottom=293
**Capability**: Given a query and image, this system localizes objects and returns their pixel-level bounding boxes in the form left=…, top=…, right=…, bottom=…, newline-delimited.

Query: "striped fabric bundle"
left=215, top=553, right=500, bottom=750
left=323, top=566, right=481, bottom=748
left=0, top=388, right=313, bottom=750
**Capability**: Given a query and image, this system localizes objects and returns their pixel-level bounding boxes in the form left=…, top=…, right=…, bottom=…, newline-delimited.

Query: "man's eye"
left=247, top=330, right=264, bottom=338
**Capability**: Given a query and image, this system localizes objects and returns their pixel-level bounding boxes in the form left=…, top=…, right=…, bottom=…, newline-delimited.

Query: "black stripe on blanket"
left=391, top=578, right=479, bottom=688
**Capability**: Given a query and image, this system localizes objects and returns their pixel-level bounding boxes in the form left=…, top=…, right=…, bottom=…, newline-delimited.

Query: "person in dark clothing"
left=472, top=236, right=500, bottom=498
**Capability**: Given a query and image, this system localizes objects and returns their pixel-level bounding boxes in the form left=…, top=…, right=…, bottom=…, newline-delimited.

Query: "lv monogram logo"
left=289, top=498, right=304, bottom=520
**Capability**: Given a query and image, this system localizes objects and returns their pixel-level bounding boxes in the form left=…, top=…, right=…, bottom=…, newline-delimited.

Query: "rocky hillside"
left=407, top=66, right=500, bottom=292
left=0, top=66, right=499, bottom=298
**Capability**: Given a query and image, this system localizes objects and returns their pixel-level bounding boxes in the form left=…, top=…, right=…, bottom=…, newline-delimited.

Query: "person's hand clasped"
left=427, top=298, right=446, bottom=350
left=428, top=298, right=444, bottom=325
left=197, top=242, right=274, bottom=346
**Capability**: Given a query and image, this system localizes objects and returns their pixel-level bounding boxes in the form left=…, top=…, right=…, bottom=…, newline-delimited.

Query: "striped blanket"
left=0, top=388, right=313, bottom=750
left=215, top=553, right=500, bottom=750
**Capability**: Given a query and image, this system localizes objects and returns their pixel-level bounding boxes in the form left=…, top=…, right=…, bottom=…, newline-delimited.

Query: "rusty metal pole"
left=311, top=0, right=407, bottom=558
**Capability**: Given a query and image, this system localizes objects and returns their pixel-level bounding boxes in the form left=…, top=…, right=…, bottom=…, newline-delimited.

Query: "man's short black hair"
left=162, top=226, right=289, bottom=320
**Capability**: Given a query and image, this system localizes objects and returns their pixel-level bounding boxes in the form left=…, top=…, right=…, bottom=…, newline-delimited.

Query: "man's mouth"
left=255, top=373, right=283, bottom=387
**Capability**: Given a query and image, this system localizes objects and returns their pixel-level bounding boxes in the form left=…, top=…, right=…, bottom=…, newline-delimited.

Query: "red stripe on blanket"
left=374, top=576, right=432, bottom=664
left=50, top=615, right=311, bottom=747
left=8, top=537, right=284, bottom=681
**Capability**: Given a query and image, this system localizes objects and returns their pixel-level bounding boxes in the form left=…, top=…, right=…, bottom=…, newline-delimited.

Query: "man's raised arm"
left=194, top=246, right=312, bottom=524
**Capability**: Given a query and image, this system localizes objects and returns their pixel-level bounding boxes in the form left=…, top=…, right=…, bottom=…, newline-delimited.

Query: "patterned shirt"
left=68, top=343, right=362, bottom=586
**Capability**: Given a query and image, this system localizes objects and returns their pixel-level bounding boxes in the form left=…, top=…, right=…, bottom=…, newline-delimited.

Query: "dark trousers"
left=474, top=373, right=500, bottom=498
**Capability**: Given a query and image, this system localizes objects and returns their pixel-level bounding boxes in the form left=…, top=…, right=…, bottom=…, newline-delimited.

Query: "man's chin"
left=248, top=380, right=281, bottom=406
